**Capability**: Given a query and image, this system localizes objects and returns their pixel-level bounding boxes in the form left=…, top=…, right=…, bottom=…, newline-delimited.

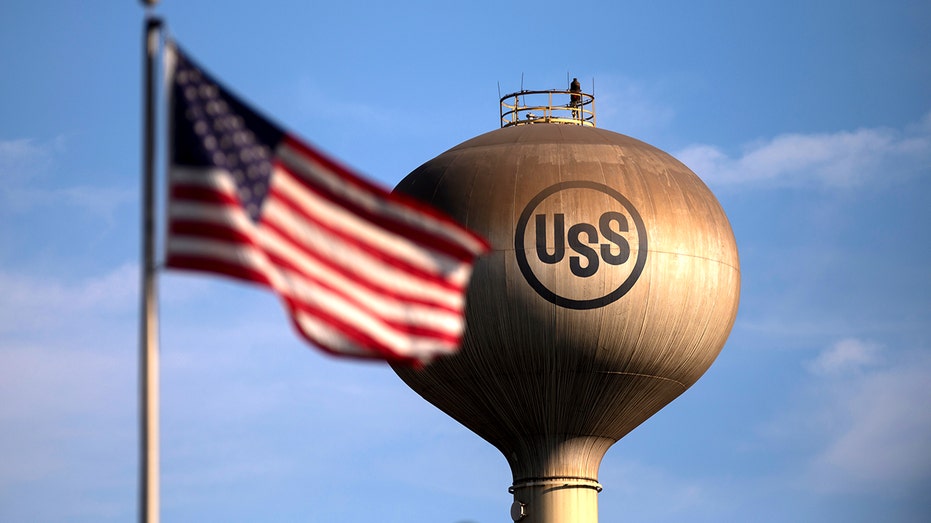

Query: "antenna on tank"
left=499, top=79, right=595, bottom=127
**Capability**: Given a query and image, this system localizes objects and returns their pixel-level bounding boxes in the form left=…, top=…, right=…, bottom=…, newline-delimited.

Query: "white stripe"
left=168, top=234, right=464, bottom=350
left=276, top=142, right=487, bottom=256
left=289, top=315, right=372, bottom=357
left=168, top=199, right=254, bottom=234
left=276, top=265, right=463, bottom=354
left=169, top=234, right=465, bottom=355
left=169, top=166, right=237, bottom=194
left=168, top=195, right=469, bottom=313
left=167, top=203, right=466, bottom=339
left=166, top=165, right=471, bottom=362
left=273, top=169, right=468, bottom=280
left=293, top=309, right=459, bottom=361
left=168, top=166, right=472, bottom=292
left=261, top=197, right=467, bottom=309
left=258, top=229, right=466, bottom=333
left=269, top=253, right=465, bottom=335
left=166, top=236, right=284, bottom=289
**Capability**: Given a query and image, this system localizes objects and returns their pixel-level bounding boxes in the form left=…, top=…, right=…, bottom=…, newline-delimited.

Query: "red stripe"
left=266, top=180, right=464, bottom=294
left=262, top=236, right=461, bottom=314
left=170, top=253, right=450, bottom=364
left=167, top=191, right=463, bottom=330
left=274, top=161, right=480, bottom=264
left=262, top=246, right=462, bottom=339
left=282, top=135, right=483, bottom=247
left=277, top=138, right=487, bottom=259
left=281, top=299, right=425, bottom=366
left=167, top=181, right=463, bottom=315
left=280, top=295, right=452, bottom=365
left=277, top=158, right=480, bottom=262
left=168, top=219, right=440, bottom=366
left=167, top=193, right=466, bottom=312
left=259, top=216, right=462, bottom=312
left=288, top=294, right=459, bottom=347
left=165, top=254, right=272, bottom=287
left=171, top=184, right=239, bottom=205
left=169, top=220, right=253, bottom=245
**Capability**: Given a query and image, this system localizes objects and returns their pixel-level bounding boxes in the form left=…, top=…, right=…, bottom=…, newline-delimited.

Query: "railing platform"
left=500, top=87, right=595, bottom=128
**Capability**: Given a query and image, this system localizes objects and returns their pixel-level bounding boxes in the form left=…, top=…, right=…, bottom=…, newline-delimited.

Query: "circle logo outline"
left=514, top=181, right=648, bottom=309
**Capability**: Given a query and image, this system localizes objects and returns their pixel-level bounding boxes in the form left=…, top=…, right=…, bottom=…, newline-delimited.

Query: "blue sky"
left=1, top=1, right=929, bottom=522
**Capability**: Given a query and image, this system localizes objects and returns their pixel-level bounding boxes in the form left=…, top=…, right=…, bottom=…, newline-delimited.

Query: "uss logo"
left=515, top=181, right=648, bottom=309
left=533, top=211, right=631, bottom=278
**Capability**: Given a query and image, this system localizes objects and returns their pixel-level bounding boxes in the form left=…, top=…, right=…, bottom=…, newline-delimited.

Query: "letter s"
left=568, top=223, right=599, bottom=277
left=599, top=211, right=630, bottom=266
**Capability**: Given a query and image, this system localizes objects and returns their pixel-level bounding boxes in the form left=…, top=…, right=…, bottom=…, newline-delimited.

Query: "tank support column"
left=509, top=477, right=603, bottom=522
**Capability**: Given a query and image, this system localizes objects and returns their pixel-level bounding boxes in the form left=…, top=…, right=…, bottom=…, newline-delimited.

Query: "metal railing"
left=500, top=88, right=596, bottom=128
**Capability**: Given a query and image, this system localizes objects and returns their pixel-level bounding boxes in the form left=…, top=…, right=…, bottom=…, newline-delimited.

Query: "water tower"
left=392, top=83, right=740, bottom=522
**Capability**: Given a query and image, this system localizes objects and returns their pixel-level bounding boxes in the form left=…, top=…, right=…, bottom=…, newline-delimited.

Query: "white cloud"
left=805, top=338, right=882, bottom=376
left=0, top=339, right=136, bottom=517
left=0, top=265, right=139, bottom=509
left=11, top=185, right=135, bottom=216
left=2, top=180, right=135, bottom=220
left=0, top=263, right=138, bottom=334
left=767, top=339, right=931, bottom=494
left=0, top=264, right=140, bottom=425
left=0, top=343, right=133, bottom=424
left=676, top=113, right=931, bottom=188
left=811, top=355, right=931, bottom=490
left=0, top=137, right=61, bottom=179
left=0, top=136, right=133, bottom=219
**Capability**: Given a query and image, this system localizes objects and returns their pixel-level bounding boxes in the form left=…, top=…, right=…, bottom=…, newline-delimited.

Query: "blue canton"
left=173, top=51, right=278, bottom=222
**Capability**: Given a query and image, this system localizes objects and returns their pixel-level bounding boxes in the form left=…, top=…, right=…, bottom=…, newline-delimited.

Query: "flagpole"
left=140, top=3, right=162, bottom=523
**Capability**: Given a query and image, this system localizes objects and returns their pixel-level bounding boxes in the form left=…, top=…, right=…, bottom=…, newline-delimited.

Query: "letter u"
left=535, top=213, right=565, bottom=264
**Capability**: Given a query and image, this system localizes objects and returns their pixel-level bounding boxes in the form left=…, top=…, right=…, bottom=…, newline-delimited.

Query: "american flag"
left=165, top=43, right=489, bottom=365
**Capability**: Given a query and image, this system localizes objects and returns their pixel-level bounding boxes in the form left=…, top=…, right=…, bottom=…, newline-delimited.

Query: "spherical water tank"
left=392, top=117, right=739, bottom=521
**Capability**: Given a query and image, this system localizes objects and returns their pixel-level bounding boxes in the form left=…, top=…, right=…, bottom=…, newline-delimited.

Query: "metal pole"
left=140, top=10, right=162, bottom=523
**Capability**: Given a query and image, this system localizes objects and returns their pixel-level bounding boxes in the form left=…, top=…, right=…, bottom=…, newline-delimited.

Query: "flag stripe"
left=264, top=172, right=469, bottom=294
left=167, top=176, right=471, bottom=349
left=279, top=266, right=462, bottom=349
left=169, top=236, right=464, bottom=350
left=170, top=168, right=469, bottom=304
left=171, top=184, right=239, bottom=206
left=258, top=215, right=466, bottom=314
left=165, top=43, right=489, bottom=364
left=167, top=236, right=277, bottom=286
left=170, top=220, right=253, bottom=246
left=165, top=253, right=272, bottom=288
left=277, top=138, right=489, bottom=258
left=288, top=307, right=455, bottom=364
left=267, top=251, right=465, bottom=337
left=271, top=166, right=472, bottom=282
left=171, top=199, right=467, bottom=313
